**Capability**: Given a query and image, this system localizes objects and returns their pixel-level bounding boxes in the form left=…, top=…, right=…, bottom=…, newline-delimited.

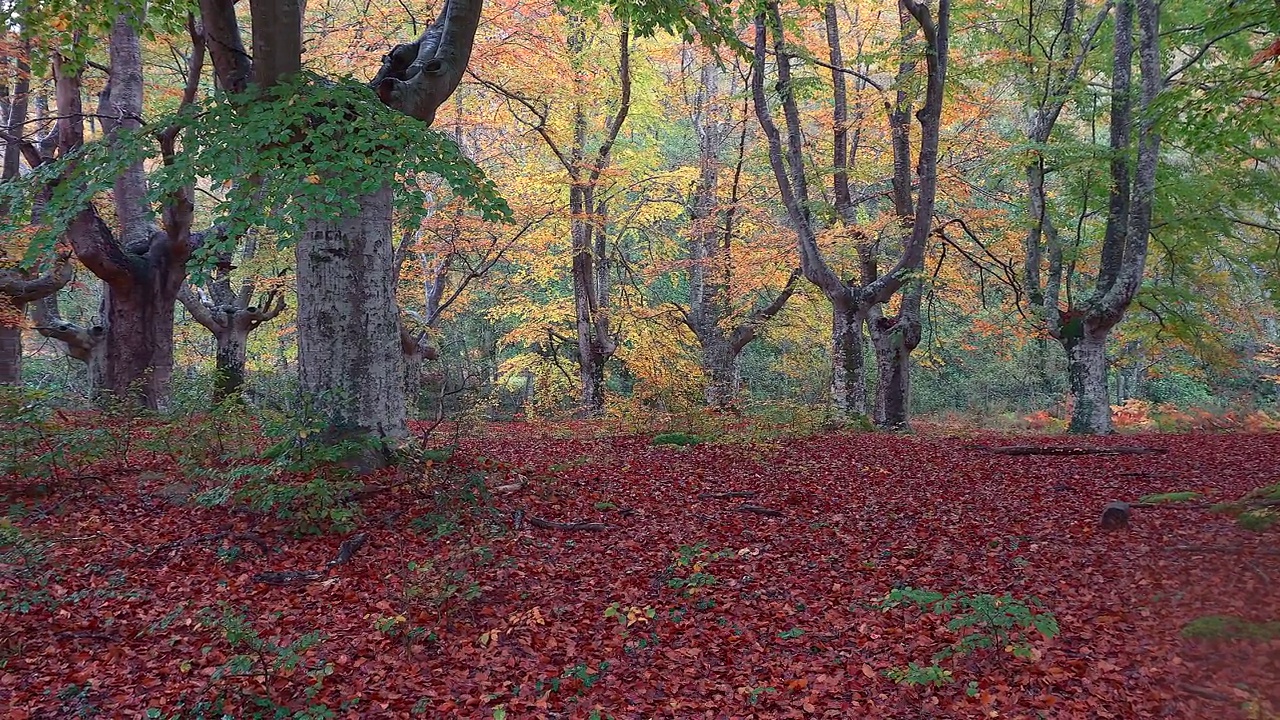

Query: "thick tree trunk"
left=213, top=322, right=250, bottom=401
left=91, top=267, right=184, bottom=409
left=830, top=300, right=867, bottom=417
left=296, top=185, right=406, bottom=439
left=1065, top=329, right=1111, bottom=434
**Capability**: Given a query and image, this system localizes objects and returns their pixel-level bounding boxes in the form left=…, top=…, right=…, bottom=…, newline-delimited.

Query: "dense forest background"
left=2, top=0, right=1279, bottom=434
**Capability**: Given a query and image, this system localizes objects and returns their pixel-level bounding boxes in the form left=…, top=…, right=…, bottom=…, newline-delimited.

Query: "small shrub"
left=885, top=662, right=953, bottom=687
left=879, top=587, right=1059, bottom=678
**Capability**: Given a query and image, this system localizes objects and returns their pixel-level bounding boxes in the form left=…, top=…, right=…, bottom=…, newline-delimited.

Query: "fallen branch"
left=699, top=491, right=757, bottom=500
left=1179, top=684, right=1232, bottom=703
left=327, top=533, right=367, bottom=567
left=738, top=504, right=784, bottom=517
left=970, top=445, right=1166, bottom=456
left=526, top=515, right=608, bottom=532
left=1168, top=545, right=1280, bottom=557
left=251, top=569, right=324, bottom=585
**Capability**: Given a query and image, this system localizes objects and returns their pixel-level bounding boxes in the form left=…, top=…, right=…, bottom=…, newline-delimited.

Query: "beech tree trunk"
left=90, top=267, right=185, bottom=407
left=297, top=186, right=407, bottom=438
left=0, top=324, right=20, bottom=385
left=700, top=337, right=740, bottom=408
left=752, top=2, right=946, bottom=425
left=830, top=301, right=867, bottom=416
left=873, top=313, right=922, bottom=428
left=49, top=16, right=197, bottom=411
left=1065, top=329, right=1111, bottom=434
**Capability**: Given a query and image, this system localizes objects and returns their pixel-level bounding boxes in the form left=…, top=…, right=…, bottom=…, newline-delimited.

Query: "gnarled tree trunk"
left=52, top=16, right=200, bottom=410
left=0, top=258, right=72, bottom=385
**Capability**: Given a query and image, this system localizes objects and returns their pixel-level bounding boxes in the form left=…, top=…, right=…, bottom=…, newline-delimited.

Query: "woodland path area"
left=2, top=426, right=1278, bottom=719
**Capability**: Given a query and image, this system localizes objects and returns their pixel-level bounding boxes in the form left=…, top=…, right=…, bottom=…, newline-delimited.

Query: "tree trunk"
left=90, top=265, right=184, bottom=409
left=296, top=185, right=406, bottom=439
left=212, top=321, right=250, bottom=402
left=830, top=300, right=867, bottom=417
left=874, top=314, right=921, bottom=428
left=1066, top=328, right=1111, bottom=434
left=0, top=323, right=20, bottom=384
left=701, top=336, right=741, bottom=408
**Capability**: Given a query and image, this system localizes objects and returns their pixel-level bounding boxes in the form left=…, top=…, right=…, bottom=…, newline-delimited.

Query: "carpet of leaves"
left=2, top=424, right=1278, bottom=719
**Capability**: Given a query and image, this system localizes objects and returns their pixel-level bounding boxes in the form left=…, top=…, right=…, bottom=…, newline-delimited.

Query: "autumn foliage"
left=2, top=409, right=1278, bottom=718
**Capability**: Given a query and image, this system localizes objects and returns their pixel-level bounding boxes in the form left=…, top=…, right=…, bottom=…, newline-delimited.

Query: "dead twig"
left=969, top=445, right=1166, bottom=456
left=147, top=530, right=271, bottom=562
left=738, top=504, right=784, bottom=517
left=699, top=491, right=757, bottom=500
left=526, top=515, right=608, bottom=531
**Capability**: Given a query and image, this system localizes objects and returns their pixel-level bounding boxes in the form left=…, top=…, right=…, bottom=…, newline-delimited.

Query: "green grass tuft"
left=1181, top=615, right=1280, bottom=641
left=1138, top=491, right=1200, bottom=504
left=652, top=432, right=704, bottom=447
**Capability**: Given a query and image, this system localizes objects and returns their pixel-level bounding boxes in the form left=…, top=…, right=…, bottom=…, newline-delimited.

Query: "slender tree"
left=1, top=40, right=73, bottom=385
left=474, top=13, right=632, bottom=415
left=682, top=53, right=798, bottom=407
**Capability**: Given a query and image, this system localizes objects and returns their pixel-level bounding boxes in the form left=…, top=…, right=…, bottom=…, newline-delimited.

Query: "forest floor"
left=1, top=422, right=1278, bottom=719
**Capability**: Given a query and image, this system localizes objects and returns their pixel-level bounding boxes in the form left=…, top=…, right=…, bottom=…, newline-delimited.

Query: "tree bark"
left=198, top=0, right=485, bottom=439
left=297, top=185, right=407, bottom=438
left=830, top=300, right=868, bottom=416
left=1066, top=329, right=1110, bottom=434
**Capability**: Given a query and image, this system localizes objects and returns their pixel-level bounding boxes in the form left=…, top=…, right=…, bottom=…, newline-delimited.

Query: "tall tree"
left=1014, top=0, right=1161, bottom=433
left=194, top=0, right=486, bottom=439
left=473, top=12, right=632, bottom=415
left=1, top=39, right=73, bottom=385
left=5, top=12, right=205, bottom=407
left=682, top=52, right=797, bottom=407
left=752, top=0, right=948, bottom=426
